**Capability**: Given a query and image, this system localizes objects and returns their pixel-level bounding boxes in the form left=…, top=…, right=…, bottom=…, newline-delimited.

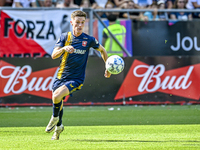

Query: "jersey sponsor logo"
left=115, top=59, right=200, bottom=100
left=82, top=41, right=87, bottom=47
left=74, top=49, right=86, bottom=54
left=73, top=39, right=79, bottom=42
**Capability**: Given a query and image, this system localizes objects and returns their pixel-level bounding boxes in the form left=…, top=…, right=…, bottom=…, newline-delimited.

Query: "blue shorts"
left=52, top=78, right=83, bottom=96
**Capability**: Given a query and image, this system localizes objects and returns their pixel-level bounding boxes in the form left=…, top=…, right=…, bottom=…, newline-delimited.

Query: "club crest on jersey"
left=82, top=41, right=87, bottom=47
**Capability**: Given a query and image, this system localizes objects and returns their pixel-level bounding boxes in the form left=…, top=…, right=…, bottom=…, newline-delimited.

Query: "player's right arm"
left=51, top=46, right=75, bottom=59
left=51, top=47, right=64, bottom=59
left=52, top=33, right=74, bottom=59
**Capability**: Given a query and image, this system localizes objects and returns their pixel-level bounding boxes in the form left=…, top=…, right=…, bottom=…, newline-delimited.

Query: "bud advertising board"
left=0, top=56, right=200, bottom=106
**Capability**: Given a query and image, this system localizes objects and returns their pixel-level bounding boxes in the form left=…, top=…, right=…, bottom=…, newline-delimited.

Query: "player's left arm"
left=96, top=44, right=111, bottom=78
left=96, top=44, right=108, bottom=62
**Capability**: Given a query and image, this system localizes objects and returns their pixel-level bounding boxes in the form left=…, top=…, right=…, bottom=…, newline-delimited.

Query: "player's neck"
left=73, top=31, right=82, bottom=37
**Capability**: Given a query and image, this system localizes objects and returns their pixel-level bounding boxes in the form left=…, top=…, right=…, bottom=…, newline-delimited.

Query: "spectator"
left=186, top=0, right=200, bottom=9
left=56, top=0, right=79, bottom=8
left=119, top=0, right=147, bottom=20
left=36, top=0, right=44, bottom=6
left=0, top=0, right=13, bottom=6
left=133, top=0, right=153, bottom=8
left=36, top=0, right=57, bottom=7
left=109, top=0, right=130, bottom=8
left=12, top=0, right=37, bottom=7
left=104, top=1, right=120, bottom=17
left=186, top=0, right=200, bottom=18
left=52, top=0, right=57, bottom=6
left=102, top=14, right=126, bottom=57
left=0, top=0, right=5, bottom=6
left=74, top=0, right=98, bottom=8
left=95, top=5, right=105, bottom=18
left=44, top=0, right=54, bottom=7
left=166, top=0, right=175, bottom=9
left=80, top=0, right=90, bottom=19
left=170, top=0, right=192, bottom=20
left=156, top=0, right=175, bottom=20
left=157, top=0, right=168, bottom=20
left=96, top=0, right=107, bottom=7
left=156, top=0, right=175, bottom=9
left=80, top=0, right=90, bottom=8
left=143, top=1, right=159, bottom=20
left=105, top=1, right=115, bottom=9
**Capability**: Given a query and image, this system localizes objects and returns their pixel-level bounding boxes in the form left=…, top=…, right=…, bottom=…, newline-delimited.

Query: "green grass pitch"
left=0, top=105, right=200, bottom=150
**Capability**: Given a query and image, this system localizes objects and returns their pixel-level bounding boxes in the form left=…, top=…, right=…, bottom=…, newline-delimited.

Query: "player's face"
left=70, top=16, right=86, bottom=36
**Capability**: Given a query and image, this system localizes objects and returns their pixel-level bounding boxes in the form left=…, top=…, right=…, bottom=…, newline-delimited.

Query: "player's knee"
left=52, top=93, right=62, bottom=104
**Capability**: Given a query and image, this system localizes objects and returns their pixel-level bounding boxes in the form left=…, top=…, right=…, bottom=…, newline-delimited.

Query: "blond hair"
left=71, top=10, right=87, bottom=19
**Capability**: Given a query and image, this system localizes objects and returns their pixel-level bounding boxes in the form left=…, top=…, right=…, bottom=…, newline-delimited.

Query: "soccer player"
left=45, top=10, right=111, bottom=140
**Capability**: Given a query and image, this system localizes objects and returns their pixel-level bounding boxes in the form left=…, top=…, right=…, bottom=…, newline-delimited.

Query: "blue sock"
left=57, top=108, right=63, bottom=126
left=53, top=100, right=62, bottom=117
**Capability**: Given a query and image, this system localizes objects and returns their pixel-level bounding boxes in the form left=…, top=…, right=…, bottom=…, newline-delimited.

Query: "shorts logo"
left=70, top=83, right=74, bottom=88
left=82, top=41, right=87, bottom=47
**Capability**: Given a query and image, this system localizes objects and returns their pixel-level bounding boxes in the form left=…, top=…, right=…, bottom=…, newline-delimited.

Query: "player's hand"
left=105, top=69, right=111, bottom=78
left=64, top=46, right=75, bottom=54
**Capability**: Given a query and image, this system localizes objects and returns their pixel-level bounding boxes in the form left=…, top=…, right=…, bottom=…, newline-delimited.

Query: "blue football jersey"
left=54, top=31, right=100, bottom=82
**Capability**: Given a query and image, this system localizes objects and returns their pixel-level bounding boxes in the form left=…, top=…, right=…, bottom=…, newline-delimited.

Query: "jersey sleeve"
left=90, top=36, right=100, bottom=49
left=54, top=33, right=67, bottom=48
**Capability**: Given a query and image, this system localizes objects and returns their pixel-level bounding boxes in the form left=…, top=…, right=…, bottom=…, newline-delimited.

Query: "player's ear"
left=70, top=20, right=73, bottom=26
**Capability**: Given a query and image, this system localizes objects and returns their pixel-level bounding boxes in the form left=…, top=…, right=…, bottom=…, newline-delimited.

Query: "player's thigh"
left=52, top=85, right=69, bottom=103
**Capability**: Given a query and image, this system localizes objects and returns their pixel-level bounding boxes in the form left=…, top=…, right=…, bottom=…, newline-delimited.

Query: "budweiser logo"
left=115, top=59, right=200, bottom=100
left=0, top=60, right=58, bottom=99
left=134, top=64, right=193, bottom=93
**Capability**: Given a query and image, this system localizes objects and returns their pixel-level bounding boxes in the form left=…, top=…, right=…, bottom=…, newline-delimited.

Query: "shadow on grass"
left=72, top=139, right=200, bottom=143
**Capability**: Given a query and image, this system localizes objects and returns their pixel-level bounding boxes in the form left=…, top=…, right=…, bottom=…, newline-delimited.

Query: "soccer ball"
left=106, top=55, right=125, bottom=74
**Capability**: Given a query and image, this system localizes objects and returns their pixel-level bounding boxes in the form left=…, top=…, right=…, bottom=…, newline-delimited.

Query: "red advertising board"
left=0, top=9, right=74, bottom=57
left=0, top=56, right=200, bottom=106
left=116, top=58, right=200, bottom=101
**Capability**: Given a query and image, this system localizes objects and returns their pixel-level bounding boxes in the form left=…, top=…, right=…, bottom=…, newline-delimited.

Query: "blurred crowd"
left=0, top=0, right=200, bottom=21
